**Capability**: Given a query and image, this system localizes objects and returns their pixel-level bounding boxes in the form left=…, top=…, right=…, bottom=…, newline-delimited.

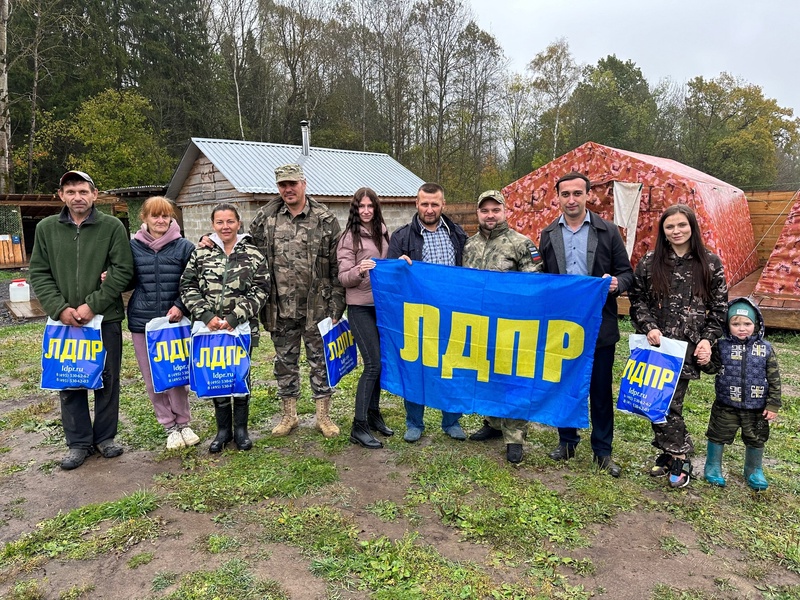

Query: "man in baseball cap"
left=476, top=189, right=505, bottom=207
left=59, top=170, right=95, bottom=188
left=246, top=162, right=345, bottom=439
left=29, top=170, right=133, bottom=470
left=274, top=163, right=305, bottom=183
left=465, top=189, right=542, bottom=463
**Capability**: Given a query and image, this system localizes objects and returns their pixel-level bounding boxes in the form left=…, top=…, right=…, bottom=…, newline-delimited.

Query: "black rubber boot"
left=506, top=444, right=523, bottom=464
left=209, top=399, right=233, bottom=453
left=233, top=398, right=253, bottom=451
left=367, top=408, right=394, bottom=436
left=350, top=419, right=383, bottom=449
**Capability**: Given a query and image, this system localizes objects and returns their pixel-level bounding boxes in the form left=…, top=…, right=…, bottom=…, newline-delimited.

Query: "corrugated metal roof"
left=166, top=138, right=424, bottom=199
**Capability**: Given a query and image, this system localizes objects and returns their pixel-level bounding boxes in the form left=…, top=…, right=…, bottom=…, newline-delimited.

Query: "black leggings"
left=347, top=305, right=382, bottom=421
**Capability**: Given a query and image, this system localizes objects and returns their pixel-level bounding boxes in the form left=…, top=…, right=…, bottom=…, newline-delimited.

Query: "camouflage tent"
left=503, top=142, right=758, bottom=286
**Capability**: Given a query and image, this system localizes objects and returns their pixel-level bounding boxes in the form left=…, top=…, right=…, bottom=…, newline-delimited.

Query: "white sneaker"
left=179, top=426, right=200, bottom=447
left=166, top=428, right=186, bottom=450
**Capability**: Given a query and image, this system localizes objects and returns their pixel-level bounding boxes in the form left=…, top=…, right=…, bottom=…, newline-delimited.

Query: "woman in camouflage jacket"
left=180, top=204, right=270, bottom=453
left=629, top=204, right=727, bottom=488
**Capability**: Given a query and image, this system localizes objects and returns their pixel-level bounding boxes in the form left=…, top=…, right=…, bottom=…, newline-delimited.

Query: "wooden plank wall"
left=446, top=204, right=479, bottom=236
left=745, top=190, right=799, bottom=265
left=0, top=235, right=24, bottom=266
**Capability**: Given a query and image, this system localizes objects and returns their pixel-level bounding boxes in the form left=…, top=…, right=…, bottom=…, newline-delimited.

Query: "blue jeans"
left=557, top=343, right=616, bottom=457
left=404, top=399, right=462, bottom=432
left=347, top=305, right=382, bottom=422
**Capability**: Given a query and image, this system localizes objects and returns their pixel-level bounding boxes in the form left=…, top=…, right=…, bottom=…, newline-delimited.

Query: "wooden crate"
left=0, top=234, right=25, bottom=267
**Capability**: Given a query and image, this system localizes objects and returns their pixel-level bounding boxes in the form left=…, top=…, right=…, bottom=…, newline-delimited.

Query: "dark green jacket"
left=30, top=206, right=134, bottom=323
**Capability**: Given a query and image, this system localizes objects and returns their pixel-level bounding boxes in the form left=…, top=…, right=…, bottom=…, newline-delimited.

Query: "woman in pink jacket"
left=336, top=188, right=392, bottom=449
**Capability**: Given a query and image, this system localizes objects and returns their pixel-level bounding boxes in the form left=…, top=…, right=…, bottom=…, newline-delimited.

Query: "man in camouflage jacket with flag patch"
left=249, top=164, right=346, bottom=438
left=463, top=190, right=543, bottom=464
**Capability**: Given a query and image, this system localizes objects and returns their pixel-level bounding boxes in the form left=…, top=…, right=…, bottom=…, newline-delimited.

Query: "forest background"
left=2, top=0, right=799, bottom=199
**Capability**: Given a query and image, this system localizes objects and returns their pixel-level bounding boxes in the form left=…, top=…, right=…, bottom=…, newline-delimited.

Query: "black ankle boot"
left=210, top=399, right=233, bottom=453
left=350, top=419, right=383, bottom=449
left=233, top=398, right=252, bottom=451
left=367, top=409, right=394, bottom=436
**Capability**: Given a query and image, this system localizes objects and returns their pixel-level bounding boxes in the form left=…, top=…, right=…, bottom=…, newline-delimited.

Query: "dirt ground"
left=1, top=282, right=799, bottom=598
left=2, top=394, right=800, bottom=600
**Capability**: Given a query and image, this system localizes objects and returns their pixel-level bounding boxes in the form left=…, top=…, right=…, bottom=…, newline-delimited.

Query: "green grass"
left=127, top=551, right=155, bottom=569
left=155, top=449, right=338, bottom=512
left=155, top=558, right=289, bottom=599
left=205, top=533, right=241, bottom=554
left=0, top=270, right=28, bottom=283
left=58, top=583, right=95, bottom=599
left=254, top=500, right=603, bottom=598
left=1, top=316, right=799, bottom=597
left=0, top=324, right=48, bottom=402
left=0, top=490, right=160, bottom=569
left=365, top=499, right=401, bottom=522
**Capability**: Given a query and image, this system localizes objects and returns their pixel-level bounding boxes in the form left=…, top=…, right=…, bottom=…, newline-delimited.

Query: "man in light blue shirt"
left=539, top=172, right=633, bottom=478
left=561, top=209, right=590, bottom=276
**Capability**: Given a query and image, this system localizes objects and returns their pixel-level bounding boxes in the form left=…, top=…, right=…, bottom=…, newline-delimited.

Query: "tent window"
left=529, top=190, right=545, bottom=211
left=647, top=186, right=665, bottom=211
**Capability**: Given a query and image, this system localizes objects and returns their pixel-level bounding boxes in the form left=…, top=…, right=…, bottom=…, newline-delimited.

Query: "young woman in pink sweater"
left=336, top=188, right=392, bottom=449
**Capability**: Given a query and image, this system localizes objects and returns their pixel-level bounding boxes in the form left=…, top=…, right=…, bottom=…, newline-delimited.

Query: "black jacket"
left=127, top=236, right=196, bottom=333
left=387, top=213, right=467, bottom=265
left=539, top=210, right=633, bottom=347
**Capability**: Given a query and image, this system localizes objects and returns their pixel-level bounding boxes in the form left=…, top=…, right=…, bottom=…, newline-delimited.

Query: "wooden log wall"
left=0, top=235, right=24, bottom=265
left=745, top=190, right=799, bottom=265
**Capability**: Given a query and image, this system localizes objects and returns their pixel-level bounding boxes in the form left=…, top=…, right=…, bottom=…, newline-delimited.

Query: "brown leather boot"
left=315, top=396, right=339, bottom=438
left=271, top=397, right=299, bottom=436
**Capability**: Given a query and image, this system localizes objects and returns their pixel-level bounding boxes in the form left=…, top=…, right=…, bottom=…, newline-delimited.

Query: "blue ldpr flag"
left=370, top=260, right=610, bottom=428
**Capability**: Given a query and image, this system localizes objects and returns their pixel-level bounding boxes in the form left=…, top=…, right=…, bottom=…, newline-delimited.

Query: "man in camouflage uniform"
left=463, top=190, right=543, bottom=463
left=248, top=164, right=345, bottom=438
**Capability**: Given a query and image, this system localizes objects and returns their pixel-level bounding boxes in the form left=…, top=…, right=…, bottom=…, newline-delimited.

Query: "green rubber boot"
left=703, top=441, right=726, bottom=487
left=743, top=446, right=768, bottom=491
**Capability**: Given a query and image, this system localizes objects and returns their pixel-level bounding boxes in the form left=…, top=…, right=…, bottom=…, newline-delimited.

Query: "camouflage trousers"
left=271, top=317, right=332, bottom=400
left=706, top=402, right=770, bottom=448
left=484, top=417, right=528, bottom=445
left=651, top=378, right=694, bottom=455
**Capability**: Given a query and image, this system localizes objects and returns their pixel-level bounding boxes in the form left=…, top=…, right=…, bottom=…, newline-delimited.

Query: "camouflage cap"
left=275, top=163, right=305, bottom=183
left=477, top=189, right=505, bottom=207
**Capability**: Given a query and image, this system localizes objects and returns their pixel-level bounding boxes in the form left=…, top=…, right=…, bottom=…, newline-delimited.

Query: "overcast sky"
left=469, top=0, right=798, bottom=114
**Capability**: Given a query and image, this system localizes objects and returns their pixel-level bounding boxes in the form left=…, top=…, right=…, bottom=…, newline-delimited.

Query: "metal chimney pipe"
left=300, top=120, right=310, bottom=156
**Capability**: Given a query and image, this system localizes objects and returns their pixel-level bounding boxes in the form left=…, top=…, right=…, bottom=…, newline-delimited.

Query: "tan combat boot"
left=271, top=397, right=299, bottom=436
left=314, top=396, right=339, bottom=438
